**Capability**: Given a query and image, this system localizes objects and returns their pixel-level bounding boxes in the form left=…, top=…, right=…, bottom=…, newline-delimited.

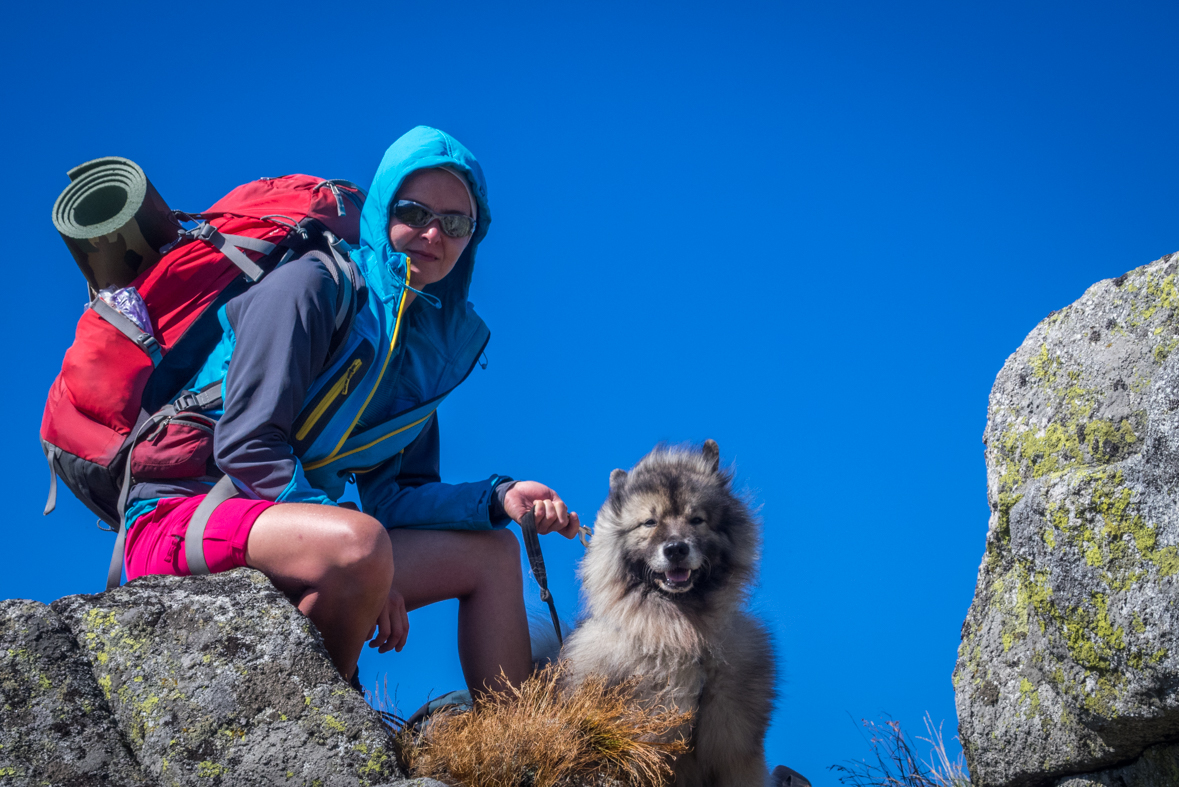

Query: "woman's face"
left=388, top=168, right=474, bottom=291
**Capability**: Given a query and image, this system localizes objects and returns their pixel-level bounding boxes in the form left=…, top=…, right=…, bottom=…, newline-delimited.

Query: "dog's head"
left=583, top=440, right=759, bottom=613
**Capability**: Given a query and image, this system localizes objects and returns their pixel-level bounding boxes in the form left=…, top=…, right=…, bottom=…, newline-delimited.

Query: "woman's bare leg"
left=245, top=503, right=394, bottom=679
left=385, top=528, right=530, bottom=694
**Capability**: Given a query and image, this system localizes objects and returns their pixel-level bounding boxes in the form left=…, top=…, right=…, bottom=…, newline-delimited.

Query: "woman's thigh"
left=245, top=502, right=391, bottom=597
left=386, top=527, right=522, bottom=610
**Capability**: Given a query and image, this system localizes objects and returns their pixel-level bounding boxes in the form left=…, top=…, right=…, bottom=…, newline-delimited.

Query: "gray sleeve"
left=213, top=256, right=340, bottom=503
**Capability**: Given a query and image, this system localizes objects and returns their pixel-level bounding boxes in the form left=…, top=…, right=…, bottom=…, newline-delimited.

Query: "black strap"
left=91, top=298, right=163, bottom=366
left=185, top=475, right=239, bottom=575
left=520, top=509, right=563, bottom=647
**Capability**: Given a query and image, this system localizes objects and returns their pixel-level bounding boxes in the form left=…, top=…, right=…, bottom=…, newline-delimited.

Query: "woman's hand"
left=504, top=481, right=580, bottom=539
left=368, top=586, right=409, bottom=653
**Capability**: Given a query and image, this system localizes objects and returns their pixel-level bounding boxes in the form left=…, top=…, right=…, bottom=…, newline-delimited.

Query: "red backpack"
left=41, top=173, right=367, bottom=538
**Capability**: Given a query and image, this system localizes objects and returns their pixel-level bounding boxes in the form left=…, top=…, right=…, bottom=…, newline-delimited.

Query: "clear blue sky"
left=3, top=1, right=1178, bottom=782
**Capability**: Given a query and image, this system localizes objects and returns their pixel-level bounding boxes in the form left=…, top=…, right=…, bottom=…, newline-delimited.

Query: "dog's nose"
left=663, top=541, right=690, bottom=561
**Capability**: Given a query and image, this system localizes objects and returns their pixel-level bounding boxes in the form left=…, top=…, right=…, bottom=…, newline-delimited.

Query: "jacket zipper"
left=295, top=358, right=364, bottom=442
left=314, top=259, right=413, bottom=463
left=303, top=330, right=489, bottom=473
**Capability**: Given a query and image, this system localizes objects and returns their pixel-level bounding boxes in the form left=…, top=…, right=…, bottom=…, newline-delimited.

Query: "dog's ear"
left=609, top=468, right=628, bottom=491
left=702, top=439, right=720, bottom=473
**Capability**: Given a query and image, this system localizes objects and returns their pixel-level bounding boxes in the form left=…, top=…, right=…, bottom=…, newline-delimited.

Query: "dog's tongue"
left=666, top=568, right=691, bottom=583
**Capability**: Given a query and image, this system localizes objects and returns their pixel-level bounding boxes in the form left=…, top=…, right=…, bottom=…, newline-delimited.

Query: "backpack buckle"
left=172, top=393, right=198, bottom=412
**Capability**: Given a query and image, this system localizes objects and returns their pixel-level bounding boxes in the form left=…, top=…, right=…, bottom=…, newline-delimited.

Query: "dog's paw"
left=770, top=764, right=812, bottom=787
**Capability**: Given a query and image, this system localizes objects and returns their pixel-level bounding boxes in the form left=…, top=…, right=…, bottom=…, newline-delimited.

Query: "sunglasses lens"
left=439, top=215, right=474, bottom=238
left=393, top=201, right=431, bottom=227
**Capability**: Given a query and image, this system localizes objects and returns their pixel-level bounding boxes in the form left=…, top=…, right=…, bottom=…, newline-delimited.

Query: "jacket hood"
left=355, top=126, right=491, bottom=311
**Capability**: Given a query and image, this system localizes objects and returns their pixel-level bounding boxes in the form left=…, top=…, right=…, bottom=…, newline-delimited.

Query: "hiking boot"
left=404, top=689, right=473, bottom=732
left=771, top=764, right=812, bottom=787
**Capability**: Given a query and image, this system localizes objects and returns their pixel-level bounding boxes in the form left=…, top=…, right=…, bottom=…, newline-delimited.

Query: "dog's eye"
left=689, top=517, right=705, bottom=526
left=641, top=519, right=657, bottom=528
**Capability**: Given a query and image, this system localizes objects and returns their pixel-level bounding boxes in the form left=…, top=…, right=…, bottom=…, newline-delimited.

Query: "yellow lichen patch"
left=356, top=742, right=390, bottom=780
left=1141, top=271, right=1179, bottom=321
left=1057, top=592, right=1126, bottom=673
left=1018, top=677, right=1042, bottom=719
left=1030, top=343, right=1062, bottom=383
left=1083, top=674, right=1123, bottom=717
left=197, top=761, right=228, bottom=778
left=322, top=714, right=347, bottom=734
left=1154, top=337, right=1179, bottom=364
left=995, top=561, right=1053, bottom=651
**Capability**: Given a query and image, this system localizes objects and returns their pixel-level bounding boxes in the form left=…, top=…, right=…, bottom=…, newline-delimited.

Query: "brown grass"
left=397, top=664, right=691, bottom=787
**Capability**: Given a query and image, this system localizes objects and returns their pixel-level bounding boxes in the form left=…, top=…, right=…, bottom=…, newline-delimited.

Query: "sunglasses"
left=390, top=200, right=476, bottom=239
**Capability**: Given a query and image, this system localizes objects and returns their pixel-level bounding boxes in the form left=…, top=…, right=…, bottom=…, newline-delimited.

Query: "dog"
left=561, top=440, right=788, bottom=787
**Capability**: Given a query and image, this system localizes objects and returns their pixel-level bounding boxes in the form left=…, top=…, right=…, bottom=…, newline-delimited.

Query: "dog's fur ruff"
left=560, top=440, right=777, bottom=787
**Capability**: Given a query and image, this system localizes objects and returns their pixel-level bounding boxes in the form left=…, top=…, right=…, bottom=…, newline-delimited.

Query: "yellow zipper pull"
left=341, top=359, right=362, bottom=395
left=295, top=358, right=366, bottom=442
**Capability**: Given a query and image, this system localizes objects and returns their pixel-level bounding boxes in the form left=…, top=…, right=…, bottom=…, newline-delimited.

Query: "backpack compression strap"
left=190, top=222, right=274, bottom=282
left=519, top=509, right=564, bottom=647
left=184, top=474, right=239, bottom=576
left=106, top=385, right=225, bottom=590
left=91, top=298, right=163, bottom=366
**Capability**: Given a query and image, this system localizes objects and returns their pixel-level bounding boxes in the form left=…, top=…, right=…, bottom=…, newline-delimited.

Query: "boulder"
left=0, top=598, right=149, bottom=786
left=51, top=568, right=405, bottom=787
left=955, top=251, right=1179, bottom=786
left=1054, top=741, right=1179, bottom=786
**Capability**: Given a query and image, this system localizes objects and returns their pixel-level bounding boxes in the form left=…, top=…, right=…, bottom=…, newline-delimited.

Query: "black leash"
left=519, top=509, right=563, bottom=647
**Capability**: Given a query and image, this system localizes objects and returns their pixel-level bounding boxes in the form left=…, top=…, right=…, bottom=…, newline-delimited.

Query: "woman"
left=122, top=126, right=578, bottom=693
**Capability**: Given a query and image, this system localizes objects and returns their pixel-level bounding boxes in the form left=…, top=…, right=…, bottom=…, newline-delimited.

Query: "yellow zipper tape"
left=307, top=258, right=412, bottom=469
left=294, top=358, right=363, bottom=442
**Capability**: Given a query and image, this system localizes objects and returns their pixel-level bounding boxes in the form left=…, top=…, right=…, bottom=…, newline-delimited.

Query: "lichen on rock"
left=51, top=568, right=404, bottom=787
left=956, top=252, right=1179, bottom=787
left=0, top=598, right=148, bottom=786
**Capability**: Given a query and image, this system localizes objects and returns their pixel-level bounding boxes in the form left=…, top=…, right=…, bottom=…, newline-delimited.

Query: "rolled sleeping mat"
left=52, top=156, right=178, bottom=291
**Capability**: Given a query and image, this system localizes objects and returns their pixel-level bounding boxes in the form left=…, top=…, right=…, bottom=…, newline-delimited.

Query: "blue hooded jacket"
left=125, top=127, right=505, bottom=531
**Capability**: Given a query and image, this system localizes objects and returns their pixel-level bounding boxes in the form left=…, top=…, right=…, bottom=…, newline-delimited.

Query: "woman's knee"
left=330, top=510, right=394, bottom=587
left=479, top=528, right=523, bottom=583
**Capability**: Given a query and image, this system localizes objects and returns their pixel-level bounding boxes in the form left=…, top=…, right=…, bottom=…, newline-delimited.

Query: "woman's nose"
left=422, top=223, right=443, bottom=243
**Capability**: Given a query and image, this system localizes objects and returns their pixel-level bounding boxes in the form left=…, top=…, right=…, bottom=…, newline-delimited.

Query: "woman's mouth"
left=407, top=249, right=439, bottom=262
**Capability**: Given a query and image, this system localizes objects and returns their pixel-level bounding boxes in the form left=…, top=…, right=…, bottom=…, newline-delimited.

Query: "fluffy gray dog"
left=561, top=440, right=786, bottom=787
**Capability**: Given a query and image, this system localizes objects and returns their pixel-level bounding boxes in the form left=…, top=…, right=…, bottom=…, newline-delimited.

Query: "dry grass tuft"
left=830, top=713, right=971, bottom=787
left=397, top=664, right=691, bottom=787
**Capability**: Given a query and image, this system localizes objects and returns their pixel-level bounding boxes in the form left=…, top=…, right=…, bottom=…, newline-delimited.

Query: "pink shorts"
left=124, top=495, right=277, bottom=581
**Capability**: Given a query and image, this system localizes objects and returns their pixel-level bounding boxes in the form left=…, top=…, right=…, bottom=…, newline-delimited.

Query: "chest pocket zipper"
left=292, top=340, right=375, bottom=454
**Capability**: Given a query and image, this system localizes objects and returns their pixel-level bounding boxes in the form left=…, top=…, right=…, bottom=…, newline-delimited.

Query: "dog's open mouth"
left=656, top=567, right=696, bottom=593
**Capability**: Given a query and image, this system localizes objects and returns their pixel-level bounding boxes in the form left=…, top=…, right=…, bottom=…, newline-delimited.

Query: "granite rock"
left=0, top=598, right=148, bottom=786
left=1054, top=741, right=1179, bottom=786
left=51, top=568, right=403, bottom=787
left=955, top=251, right=1179, bottom=786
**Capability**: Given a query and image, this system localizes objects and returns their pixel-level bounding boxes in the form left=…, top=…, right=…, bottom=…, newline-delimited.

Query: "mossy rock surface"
left=0, top=597, right=149, bottom=786
left=955, top=251, right=1179, bottom=787
left=51, top=568, right=404, bottom=787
